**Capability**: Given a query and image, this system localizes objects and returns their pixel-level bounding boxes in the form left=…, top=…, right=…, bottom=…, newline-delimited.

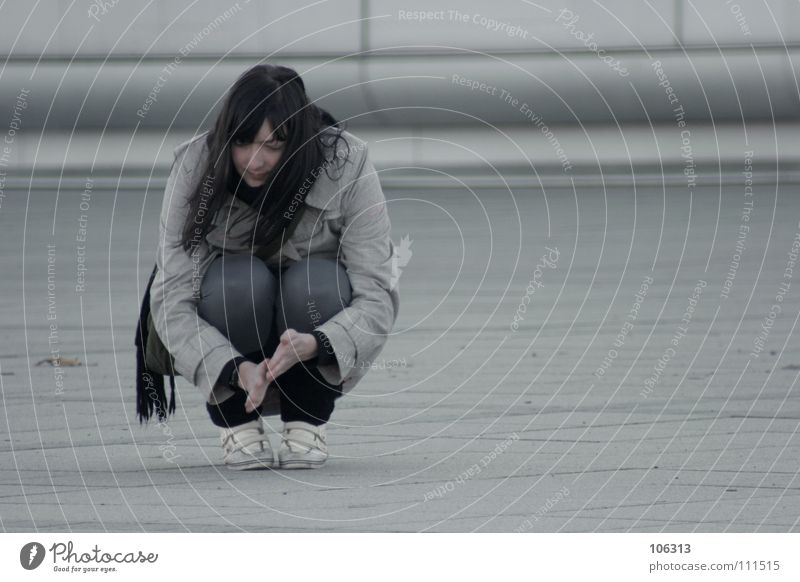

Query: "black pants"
left=199, top=254, right=352, bottom=428
left=205, top=350, right=343, bottom=428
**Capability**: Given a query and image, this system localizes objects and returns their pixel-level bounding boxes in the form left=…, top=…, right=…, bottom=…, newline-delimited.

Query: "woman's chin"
left=244, top=176, right=267, bottom=187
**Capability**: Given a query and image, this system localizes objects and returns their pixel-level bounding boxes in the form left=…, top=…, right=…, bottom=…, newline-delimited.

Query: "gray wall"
left=1, top=0, right=798, bottom=129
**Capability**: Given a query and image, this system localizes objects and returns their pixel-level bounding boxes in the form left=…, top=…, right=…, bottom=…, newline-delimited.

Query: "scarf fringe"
left=134, top=263, right=176, bottom=424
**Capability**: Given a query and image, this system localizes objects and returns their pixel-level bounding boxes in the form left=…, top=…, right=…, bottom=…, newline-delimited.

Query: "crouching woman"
left=139, top=63, right=399, bottom=470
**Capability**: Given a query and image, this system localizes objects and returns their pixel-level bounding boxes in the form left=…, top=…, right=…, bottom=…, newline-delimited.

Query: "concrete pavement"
left=2, top=176, right=799, bottom=532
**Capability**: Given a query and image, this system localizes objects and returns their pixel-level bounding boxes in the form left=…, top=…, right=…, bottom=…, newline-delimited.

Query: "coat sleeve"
left=149, top=140, right=244, bottom=398
left=315, top=144, right=400, bottom=385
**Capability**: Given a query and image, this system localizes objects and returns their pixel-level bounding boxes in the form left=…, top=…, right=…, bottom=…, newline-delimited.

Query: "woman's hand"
left=237, top=360, right=270, bottom=413
left=265, top=328, right=318, bottom=384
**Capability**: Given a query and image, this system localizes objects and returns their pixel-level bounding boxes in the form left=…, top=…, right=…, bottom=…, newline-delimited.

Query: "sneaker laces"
left=281, top=423, right=326, bottom=453
left=221, top=422, right=267, bottom=454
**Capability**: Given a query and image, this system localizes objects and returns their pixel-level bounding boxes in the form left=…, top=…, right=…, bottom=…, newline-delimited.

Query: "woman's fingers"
left=244, top=392, right=255, bottom=413
left=244, top=385, right=266, bottom=413
left=265, top=356, right=285, bottom=383
left=244, top=387, right=259, bottom=413
left=267, top=346, right=294, bottom=381
left=264, top=330, right=304, bottom=383
left=257, top=359, right=270, bottom=383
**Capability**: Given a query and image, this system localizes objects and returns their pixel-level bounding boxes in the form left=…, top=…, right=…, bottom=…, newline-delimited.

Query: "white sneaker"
left=219, top=418, right=275, bottom=470
left=278, top=421, right=328, bottom=469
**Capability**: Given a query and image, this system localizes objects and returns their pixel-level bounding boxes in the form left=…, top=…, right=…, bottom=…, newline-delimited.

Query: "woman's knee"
left=197, top=253, right=277, bottom=353
left=276, top=256, right=352, bottom=334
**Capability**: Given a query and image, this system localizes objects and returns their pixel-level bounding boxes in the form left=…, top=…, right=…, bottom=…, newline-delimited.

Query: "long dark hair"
left=180, top=63, right=349, bottom=252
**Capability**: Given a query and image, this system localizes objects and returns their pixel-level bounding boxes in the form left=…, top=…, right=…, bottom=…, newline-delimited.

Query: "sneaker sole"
left=278, top=458, right=326, bottom=469
left=225, top=457, right=276, bottom=470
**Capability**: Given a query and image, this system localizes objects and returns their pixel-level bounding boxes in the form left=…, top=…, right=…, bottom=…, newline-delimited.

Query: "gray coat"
left=150, top=129, right=400, bottom=406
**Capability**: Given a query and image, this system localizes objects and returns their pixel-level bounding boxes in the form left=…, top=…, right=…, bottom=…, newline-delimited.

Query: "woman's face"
left=231, top=119, right=286, bottom=187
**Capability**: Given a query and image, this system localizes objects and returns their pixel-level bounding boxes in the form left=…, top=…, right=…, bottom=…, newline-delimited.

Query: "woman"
left=139, top=63, right=399, bottom=470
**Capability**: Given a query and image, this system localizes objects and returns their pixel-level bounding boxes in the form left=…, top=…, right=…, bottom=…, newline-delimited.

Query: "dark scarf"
left=226, top=167, right=310, bottom=262
left=134, top=263, right=175, bottom=424
left=226, top=167, right=263, bottom=206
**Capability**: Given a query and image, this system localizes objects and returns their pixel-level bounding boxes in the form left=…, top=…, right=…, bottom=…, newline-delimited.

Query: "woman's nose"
left=247, top=153, right=267, bottom=171
left=252, top=148, right=273, bottom=168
